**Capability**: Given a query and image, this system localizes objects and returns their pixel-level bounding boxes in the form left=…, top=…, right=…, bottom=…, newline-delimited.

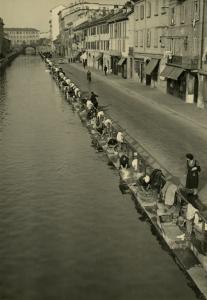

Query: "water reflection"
left=0, top=56, right=201, bottom=300
left=0, top=70, right=8, bottom=129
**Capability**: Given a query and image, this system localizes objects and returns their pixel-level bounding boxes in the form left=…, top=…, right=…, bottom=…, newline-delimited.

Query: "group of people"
left=42, top=54, right=206, bottom=249
left=44, top=56, right=202, bottom=199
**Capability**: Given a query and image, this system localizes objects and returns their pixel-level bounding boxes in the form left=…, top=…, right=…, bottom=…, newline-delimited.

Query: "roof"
left=74, top=20, right=90, bottom=31
left=74, top=8, right=133, bottom=31
left=4, top=28, right=39, bottom=32
left=108, top=9, right=133, bottom=24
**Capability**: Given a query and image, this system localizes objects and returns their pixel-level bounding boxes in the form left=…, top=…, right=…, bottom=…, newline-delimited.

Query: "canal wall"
left=0, top=51, right=21, bottom=70
left=43, top=55, right=207, bottom=299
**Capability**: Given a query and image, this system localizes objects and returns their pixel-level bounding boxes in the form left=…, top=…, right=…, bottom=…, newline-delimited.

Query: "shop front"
left=96, top=53, right=103, bottom=71
left=134, top=58, right=145, bottom=83
left=145, top=58, right=160, bottom=87
left=160, top=65, right=186, bottom=100
left=111, top=56, right=120, bottom=75
left=117, top=57, right=127, bottom=79
left=103, top=53, right=111, bottom=73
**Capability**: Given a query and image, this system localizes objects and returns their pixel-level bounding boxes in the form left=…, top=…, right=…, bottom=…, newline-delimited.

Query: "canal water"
left=0, top=56, right=198, bottom=300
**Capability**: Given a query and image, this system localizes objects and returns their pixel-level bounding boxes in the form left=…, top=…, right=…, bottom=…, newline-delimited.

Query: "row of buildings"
left=0, top=18, right=11, bottom=58
left=2, top=26, right=52, bottom=54
left=4, top=28, right=40, bottom=47
left=50, top=0, right=207, bottom=108
left=0, top=19, right=41, bottom=55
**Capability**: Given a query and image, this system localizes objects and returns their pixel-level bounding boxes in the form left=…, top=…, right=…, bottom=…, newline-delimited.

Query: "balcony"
left=167, top=55, right=199, bottom=70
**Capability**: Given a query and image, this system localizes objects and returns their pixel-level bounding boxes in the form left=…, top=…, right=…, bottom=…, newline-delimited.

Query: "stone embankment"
left=0, top=51, right=21, bottom=70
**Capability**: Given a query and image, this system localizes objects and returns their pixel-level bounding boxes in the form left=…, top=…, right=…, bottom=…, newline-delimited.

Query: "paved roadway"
left=60, top=63, right=207, bottom=199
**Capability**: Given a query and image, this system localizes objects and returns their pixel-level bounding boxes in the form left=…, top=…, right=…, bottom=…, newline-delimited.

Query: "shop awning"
left=96, top=54, right=103, bottom=61
left=160, top=65, right=185, bottom=80
left=145, top=59, right=159, bottom=75
left=118, top=57, right=127, bottom=66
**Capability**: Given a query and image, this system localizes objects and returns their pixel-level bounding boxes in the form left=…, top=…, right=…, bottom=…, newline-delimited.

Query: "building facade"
left=4, top=28, right=40, bottom=47
left=132, top=0, right=169, bottom=88
left=0, top=18, right=4, bottom=57
left=58, top=1, right=123, bottom=62
left=55, top=0, right=207, bottom=108
left=198, top=0, right=207, bottom=107
left=160, top=0, right=203, bottom=104
left=84, top=15, right=111, bottom=70
left=109, top=5, right=134, bottom=78
left=49, top=5, right=66, bottom=51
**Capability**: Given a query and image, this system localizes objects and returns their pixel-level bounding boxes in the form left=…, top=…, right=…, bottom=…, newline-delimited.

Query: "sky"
left=0, top=0, right=126, bottom=32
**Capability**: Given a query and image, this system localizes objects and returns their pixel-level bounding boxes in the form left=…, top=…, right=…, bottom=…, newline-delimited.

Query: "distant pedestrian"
left=87, top=70, right=91, bottom=83
left=185, top=153, right=201, bottom=196
left=104, top=65, right=107, bottom=76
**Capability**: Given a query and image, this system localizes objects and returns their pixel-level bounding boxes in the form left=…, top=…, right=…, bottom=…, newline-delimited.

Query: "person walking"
left=104, top=65, right=107, bottom=76
left=87, top=70, right=91, bottom=82
left=185, top=153, right=201, bottom=196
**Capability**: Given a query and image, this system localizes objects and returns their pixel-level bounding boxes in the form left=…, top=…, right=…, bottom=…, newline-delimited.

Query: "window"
left=161, top=0, right=167, bottom=14
left=123, top=22, right=126, bottom=38
left=146, top=1, right=151, bottom=18
left=146, top=29, right=151, bottom=47
left=170, top=7, right=176, bottom=25
left=160, top=28, right=165, bottom=48
left=114, top=23, right=117, bottom=38
left=140, top=30, right=143, bottom=47
left=193, top=37, right=198, bottom=55
left=106, top=41, right=109, bottom=50
left=180, top=4, right=185, bottom=24
left=135, top=6, right=139, bottom=20
left=140, top=5, right=144, bottom=20
left=110, top=24, right=113, bottom=38
left=154, top=0, right=159, bottom=16
left=123, top=39, right=125, bottom=52
left=135, top=30, right=138, bottom=47
left=154, top=28, right=158, bottom=48
left=193, top=0, right=199, bottom=21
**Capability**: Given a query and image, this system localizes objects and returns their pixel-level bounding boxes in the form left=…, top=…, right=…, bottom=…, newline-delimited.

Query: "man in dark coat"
left=87, top=70, right=91, bottom=82
left=185, top=153, right=201, bottom=195
left=119, top=154, right=130, bottom=170
left=104, top=65, right=107, bottom=76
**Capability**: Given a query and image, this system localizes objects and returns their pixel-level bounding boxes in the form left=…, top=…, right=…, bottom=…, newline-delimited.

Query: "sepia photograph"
left=0, top=0, right=207, bottom=299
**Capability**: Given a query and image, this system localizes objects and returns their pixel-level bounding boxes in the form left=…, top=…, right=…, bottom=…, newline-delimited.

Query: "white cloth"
left=117, top=132, right=124, bottom=143
left=194, top=212, right=207, bottom=230
left=186, top=203, right=198, bottom=221
left=132, top=158, right=138, bottom=171
left=66, top=79, right=71, bottom=84
left=164, top=183, right=177, bottom=206
left=86, top=100, right=93, bottom=110
left=97, top=111, right=104, bottom=118
left=104, top=119, right=112, bottom=126
left=75, top=88, right=79, bottom=96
